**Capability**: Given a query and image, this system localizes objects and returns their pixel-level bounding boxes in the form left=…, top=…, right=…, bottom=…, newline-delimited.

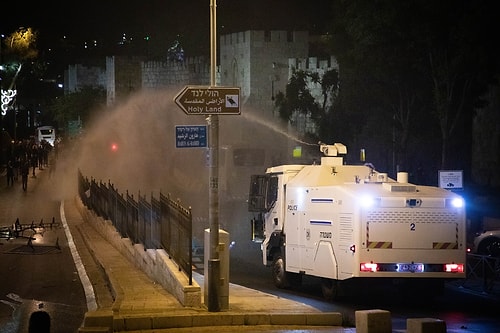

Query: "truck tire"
left=272, top=252, right=290, bottom=288
left=321, top=278, right=339, bottom=300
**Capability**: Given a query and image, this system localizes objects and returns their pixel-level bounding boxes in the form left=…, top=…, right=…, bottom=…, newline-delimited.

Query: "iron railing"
left=78, top=170, right=193, bottom=284
left=461, top=253, right=500, bottom=293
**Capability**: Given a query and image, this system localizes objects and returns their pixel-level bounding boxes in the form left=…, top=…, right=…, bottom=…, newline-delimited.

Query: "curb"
left=79, top=311, right=343, bottom=332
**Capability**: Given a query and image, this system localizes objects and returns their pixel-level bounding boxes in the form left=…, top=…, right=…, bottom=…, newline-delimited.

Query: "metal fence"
left=461, top=253, right=500, bottom=293
left=77, top=169, right=193, bottom=284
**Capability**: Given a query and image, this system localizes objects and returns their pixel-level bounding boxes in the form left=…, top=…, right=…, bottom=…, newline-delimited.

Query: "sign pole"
left=207, top=0, right=221, bottom=312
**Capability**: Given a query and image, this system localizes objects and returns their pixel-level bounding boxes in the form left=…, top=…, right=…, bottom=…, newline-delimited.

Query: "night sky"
left=1, top=1, right=333, bottom=56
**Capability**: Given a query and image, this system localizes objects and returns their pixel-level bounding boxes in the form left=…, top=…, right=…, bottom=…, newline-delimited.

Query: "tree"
left=328, top=0, right=500, bottom=180
left=1, top=27, right=41, bottom=138
left=421, top=1, right=498, bottom=170
left=1, top=27, right=39, bottom=90
left=318, top=69, right=339, bottom=112
left=48, top=86, right=106, bottom=135
left=275, top=67, right=338, bottom=140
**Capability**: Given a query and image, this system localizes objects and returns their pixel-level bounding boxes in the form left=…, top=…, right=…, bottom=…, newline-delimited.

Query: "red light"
left=111, top=143, right=118, bottom=152
left=360, top=262, right=378, bottom=272
left=445, top=263, right=464, bottom=273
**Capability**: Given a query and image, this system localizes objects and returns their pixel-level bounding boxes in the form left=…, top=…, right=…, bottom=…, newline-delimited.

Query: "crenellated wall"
left=141, top=56, right=211, bottom=89
left=66, top=30, right=336, bottom=113
left=219, top=30, right=309, bottom=116
left=65, top=30, right=335, bottom=121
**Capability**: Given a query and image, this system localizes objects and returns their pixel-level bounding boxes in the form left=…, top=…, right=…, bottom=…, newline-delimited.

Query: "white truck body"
left=248, top=143, right=466, bottom=296
left=36, top=126, right=56, bottom=146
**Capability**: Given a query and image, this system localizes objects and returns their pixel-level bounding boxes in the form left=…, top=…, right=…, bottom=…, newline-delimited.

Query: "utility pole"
left=174, top=1, right=239, bottom=311
left=207, top=0, right=220, bottom=312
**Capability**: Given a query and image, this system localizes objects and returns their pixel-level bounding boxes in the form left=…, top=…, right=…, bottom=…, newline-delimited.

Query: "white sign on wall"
left=438, top=170, right=463, bottom=190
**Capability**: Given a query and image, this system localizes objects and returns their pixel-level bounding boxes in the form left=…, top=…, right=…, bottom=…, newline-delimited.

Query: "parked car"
left=472, top=229, right=500, bottom=257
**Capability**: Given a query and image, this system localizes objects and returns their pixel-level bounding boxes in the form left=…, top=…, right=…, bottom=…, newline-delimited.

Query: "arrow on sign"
left=174, top=86, right=241, bottom=115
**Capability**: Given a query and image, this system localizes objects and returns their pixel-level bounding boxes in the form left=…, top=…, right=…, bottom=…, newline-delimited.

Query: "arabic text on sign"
left=175, top=125, right=207, bottom=148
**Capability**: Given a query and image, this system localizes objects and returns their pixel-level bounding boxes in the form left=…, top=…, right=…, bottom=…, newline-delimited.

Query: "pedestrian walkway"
left=63, top=197, right=345, bottom=332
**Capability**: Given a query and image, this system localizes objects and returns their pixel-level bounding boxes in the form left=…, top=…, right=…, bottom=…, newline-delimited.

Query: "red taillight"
left=445, top=263, right=464, bottom=273
left=360, top=262, right=378, bottom=272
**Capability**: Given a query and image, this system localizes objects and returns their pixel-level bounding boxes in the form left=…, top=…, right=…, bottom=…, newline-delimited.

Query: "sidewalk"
left=63, top=196, right=347, bottom=332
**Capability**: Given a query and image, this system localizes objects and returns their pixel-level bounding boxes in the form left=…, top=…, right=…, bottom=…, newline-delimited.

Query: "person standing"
left=21, top=159, right=30, bottom=191
left=31, top=144, right=38, bottom=178
left=6, top=159, right=15, bottom=186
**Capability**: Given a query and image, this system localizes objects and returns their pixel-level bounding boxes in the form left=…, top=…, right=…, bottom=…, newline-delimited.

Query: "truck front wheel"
left=321, top=278, right=339, bottom=300
left=272, top=252, right=290, bottom=288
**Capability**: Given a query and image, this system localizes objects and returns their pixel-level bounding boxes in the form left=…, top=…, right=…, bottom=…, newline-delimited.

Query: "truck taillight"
left=445, top=263, right=464, bottom=273
left=360, top=262, right=378, bottom=272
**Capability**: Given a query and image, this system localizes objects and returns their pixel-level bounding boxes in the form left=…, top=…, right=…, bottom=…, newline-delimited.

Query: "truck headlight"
left=360, top=195, right=379, bottom=208
left=446, top=197, right=464, bottom=208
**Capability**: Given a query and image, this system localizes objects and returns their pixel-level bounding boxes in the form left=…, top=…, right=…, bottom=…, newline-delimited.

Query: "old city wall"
left=141, top=56, right=211, bottom=89
left=64, top=64, right=107, bottom=94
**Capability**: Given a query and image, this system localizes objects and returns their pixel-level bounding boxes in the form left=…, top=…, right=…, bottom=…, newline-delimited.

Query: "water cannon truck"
left=248, top=143, right=466, bottom=299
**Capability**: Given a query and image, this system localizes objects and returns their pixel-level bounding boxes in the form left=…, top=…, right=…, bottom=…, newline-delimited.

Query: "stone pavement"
left=63, top=196, right=347, bottom=332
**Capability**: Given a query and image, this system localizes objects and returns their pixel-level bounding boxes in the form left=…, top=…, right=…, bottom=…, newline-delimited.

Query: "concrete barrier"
left=355, top=309, right=392, bottom=333
left=80, top=310, right=113, bottom=332
left=407, top=318, right=446, bottom=333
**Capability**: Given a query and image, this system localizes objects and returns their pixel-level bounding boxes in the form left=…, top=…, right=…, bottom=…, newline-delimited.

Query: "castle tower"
left=219, top=30, right=309, bottom=118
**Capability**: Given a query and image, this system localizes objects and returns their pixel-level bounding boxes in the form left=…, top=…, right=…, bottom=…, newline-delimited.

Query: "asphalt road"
left=228, top=245, right=500, bottom=332
left=0, top=164, right=88, bottom=332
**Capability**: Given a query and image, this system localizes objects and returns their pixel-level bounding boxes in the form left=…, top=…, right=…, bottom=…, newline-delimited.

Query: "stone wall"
left=64, top=64, right=106, bottom=94
left=219, top=30, right=309, bottom=116
left=141, top=56, right=211, bottom=89
left=76, top=196, right=201, bottom=308
left=106, top=56, right=145, bottom=105
left=67, top=30, right=335, bottom=117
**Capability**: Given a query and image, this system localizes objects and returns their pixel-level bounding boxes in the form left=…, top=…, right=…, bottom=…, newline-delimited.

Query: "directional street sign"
left=175, top=125, right=207, bottom=148
left=174, top=86, right=240, bottom=115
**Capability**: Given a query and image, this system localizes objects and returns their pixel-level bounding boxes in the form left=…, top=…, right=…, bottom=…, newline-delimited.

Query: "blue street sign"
left=175, top=125, right=207, bottom=148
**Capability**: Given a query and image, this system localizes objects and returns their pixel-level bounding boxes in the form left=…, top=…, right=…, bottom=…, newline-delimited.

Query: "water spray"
left=240, top=112, right=317, bottom=146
